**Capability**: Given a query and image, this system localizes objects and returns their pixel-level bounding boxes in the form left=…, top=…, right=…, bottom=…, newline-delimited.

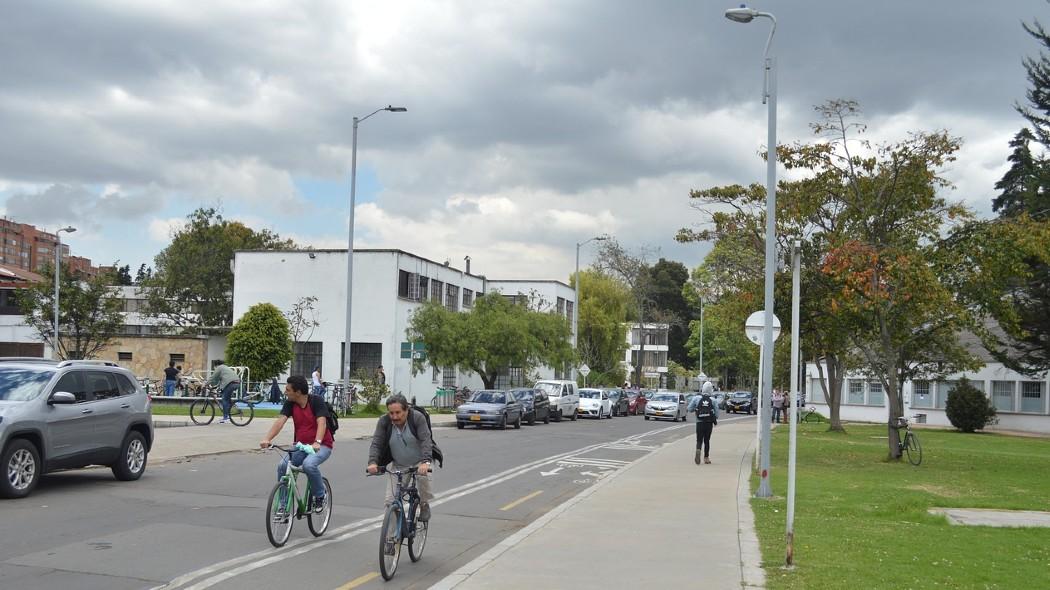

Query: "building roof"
left=0, top=264, right=44, bottom=284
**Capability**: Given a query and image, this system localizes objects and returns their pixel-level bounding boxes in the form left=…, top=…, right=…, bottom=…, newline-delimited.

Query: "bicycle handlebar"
left=365, top=464, right=433, bottom=476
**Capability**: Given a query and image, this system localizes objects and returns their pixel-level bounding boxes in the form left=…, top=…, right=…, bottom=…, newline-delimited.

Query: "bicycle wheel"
left=379, top=503, right=402, bottom=580
left=905, top=431, right=923, bottom=466
left=307, top=478, right=333, bottom=537
left=229, top=400, right=254, bottom=426
left=189, top=400, right=215, bottom=425
left=409, top=505, right=428, bottom=562
left=265, top=481, right=294, bottom=547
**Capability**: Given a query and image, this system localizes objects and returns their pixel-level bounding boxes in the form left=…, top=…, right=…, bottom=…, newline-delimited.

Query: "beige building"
left=95, top=334, right=210, bottom=382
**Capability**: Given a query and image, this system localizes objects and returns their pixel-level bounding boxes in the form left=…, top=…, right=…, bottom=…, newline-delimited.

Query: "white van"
left=533, top=380, right=579, bottom=422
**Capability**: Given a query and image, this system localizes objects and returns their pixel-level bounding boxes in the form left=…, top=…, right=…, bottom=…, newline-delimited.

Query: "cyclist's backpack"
left=324, top=400, right=340, bottom=435
left=408, top=404, right=444, bottom=467
left=696, top=395, right=715, bottom=421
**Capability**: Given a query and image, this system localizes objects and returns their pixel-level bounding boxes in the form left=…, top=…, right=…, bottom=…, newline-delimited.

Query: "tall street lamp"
left=725, top=3, right=778, bottom=498
left=573, top=235, right=608, bottom=379
left=53, top=226, right=76, bottom=359
left=344, top=105, right=406, bottom=391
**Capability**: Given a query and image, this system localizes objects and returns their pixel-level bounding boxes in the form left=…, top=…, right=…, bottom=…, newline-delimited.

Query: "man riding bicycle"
left=260, top=375, right=333, bottom=514
left=367, top=394, right=436, bottom=522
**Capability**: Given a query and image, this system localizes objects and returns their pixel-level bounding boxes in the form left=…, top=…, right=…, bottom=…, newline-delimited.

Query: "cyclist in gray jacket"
left=207, top=360, right=240, bottom=424
left=367, top=395, right=436, bottom=521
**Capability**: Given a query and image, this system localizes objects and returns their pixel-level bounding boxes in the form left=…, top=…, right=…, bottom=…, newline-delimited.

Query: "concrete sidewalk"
left=432, top=421, right=765, bottom=589
left=149, top=413, right=457, bottom=463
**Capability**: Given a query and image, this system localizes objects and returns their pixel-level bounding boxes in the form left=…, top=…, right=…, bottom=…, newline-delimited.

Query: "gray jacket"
left=368, top=409, right=434, bottom=467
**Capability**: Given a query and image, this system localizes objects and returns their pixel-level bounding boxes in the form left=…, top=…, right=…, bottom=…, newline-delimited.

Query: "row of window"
left=397, top=270, right=476, bottom=311
left=291, top=341, right=383, bottom=381
left=809, top=378, right=1049, bottom=414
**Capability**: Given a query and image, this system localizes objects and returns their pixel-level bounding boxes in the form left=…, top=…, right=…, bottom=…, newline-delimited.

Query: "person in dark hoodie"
left=694, top=381, right=719, bottom=465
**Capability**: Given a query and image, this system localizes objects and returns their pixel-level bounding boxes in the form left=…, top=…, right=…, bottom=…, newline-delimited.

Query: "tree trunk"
left=816, top=353, right=847, bottom=432
left=879, top=327, right=903, bottom=460
left=634, top=321, right=645, bottom=387
left=481, top=371, right=497, bottom=390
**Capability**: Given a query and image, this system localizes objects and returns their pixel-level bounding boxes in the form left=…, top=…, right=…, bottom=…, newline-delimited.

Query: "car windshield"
left=652, top=394, right=678, bottom=402
left=0, top=368, right=54, bottom=402
left=513, top=391, right=533, bottom=401
left=732, top=392, right=752, bottom=399
left=579, top=390, right=601, bottom=399
left=470, top=391, right=506, bottom=404
left=608, top=391, right=620, bottom=400
left=534, top=382, right=560, bottom=396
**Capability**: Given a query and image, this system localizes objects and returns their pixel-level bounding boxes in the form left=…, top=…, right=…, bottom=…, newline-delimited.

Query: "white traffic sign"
left=578, top=364, right=591, bottom=377
left=745, top=310, right=782, bottom=345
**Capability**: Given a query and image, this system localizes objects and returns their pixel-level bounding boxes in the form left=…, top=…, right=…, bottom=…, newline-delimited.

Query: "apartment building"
left=0, top=218, right=96, bottom=278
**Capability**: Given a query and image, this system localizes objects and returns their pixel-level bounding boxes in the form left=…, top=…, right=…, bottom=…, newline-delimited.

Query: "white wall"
left=805, top=362, right=1050, bottom=435
left=486, top=279, right=576, bottom=381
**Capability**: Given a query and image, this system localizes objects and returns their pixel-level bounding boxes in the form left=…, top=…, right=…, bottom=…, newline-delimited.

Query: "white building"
left=622, top=323, right=669, bottom=388
left=231, top=249, right=575, bottom=403
left=806, top=346, right=1050, bottom=435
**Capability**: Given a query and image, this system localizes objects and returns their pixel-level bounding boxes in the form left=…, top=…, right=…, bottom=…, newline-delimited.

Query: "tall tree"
left=1018, top=15, right=1050, bottom=148
left=17, top=265, right=124, bottom=360
left=134, top=264, right=152, bottom=284
left=113, top=264, right=133, bottom=286
left=573, top=270, right=631, bottom=383
left=648, top=258, right=691, bottom=365
left=407, top=293, right=574, bottom=389
left=144, top=207, right=296, bottom=327
left=595, top=240, right=656, bottom=387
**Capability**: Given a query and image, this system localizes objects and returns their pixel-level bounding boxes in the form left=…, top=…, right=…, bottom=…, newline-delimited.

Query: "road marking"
left=500, top=490, right=543, bottom=511
left=335, top=571, right=379, bottom=589
left=539, top=466, right=563, bottom=476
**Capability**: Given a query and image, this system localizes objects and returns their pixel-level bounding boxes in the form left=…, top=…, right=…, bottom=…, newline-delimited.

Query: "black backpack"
left=323, top=400, right=339, bottom=435
left=696, top=395, right=715, bottom=421
left=408, top=405, right=444, bottom=467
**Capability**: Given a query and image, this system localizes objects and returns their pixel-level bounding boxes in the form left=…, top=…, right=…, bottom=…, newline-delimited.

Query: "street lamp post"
left=573, top=235, right=608, bottom=380
left=53, top=226, right=76, bottom=359
left=725, top=3, right=778, bottom=498
left=344, top=105, right=406, bottom=392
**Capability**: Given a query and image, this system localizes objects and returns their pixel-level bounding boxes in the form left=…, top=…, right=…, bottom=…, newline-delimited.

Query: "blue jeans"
left=220, top=382, right=239, bottom=419
left=312, top=385, right=326, bottom=397
left=164, top=380, right=176, bottom=397
left=277, top=446, right=332, bottom=501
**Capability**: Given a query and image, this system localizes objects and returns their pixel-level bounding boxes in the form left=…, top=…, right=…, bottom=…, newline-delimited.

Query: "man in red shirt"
left=260, top=375, right=333, bottom=513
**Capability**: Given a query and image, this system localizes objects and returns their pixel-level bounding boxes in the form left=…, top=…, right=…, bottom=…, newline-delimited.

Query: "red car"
left=627, top=391, right=648, bottom=415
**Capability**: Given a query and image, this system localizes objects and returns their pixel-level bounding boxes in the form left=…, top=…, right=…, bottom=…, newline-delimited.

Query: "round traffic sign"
left=745, top=310, right=781, bottom=345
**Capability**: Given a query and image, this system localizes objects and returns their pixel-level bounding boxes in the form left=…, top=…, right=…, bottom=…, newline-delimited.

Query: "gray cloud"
left=3, top=184, right=164, bottom=230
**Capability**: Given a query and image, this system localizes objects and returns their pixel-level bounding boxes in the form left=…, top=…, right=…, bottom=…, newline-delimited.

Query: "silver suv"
left=0, top=358, right=154, bottom=498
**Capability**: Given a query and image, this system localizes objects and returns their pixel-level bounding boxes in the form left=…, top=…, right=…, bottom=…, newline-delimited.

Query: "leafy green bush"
left=945, top=378, right=997, bottom=433
left=355, top=369, right=390, bottom=414
left=226, top=303, right=293, bottom=382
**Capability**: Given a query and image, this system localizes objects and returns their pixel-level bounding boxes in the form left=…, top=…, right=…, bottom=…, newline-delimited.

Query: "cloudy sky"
left=0, top=0, right=1045, bottom=280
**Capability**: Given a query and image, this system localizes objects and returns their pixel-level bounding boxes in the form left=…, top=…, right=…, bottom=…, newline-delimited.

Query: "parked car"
left=578, top=388, right=612, bottom=419
left=627, top=391, right=648, bottom=415
left=533, top=380, right=579, bottom=422
left=509, top=388, right=550, bottom=425
left=0, top=358, right=155, bottom=499
left=726, top=391, right=755, bottom=414
left=644, top=392, right=687, bottom=421
left=456, top=390, right=524, bottom=429
left=712, top=392, right=727, bottom=410
left=607, top=389, right=630, bottom=416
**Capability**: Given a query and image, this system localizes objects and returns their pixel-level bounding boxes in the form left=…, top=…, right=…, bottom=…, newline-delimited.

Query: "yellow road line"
left=500, top=490, right=544, bottom=511
left=335, top=571, right=379, bottom=589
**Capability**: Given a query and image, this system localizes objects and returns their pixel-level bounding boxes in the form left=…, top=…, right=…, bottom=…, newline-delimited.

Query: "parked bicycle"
left=894, top=416, right=923, bottom=466
left=324, top=382, right=352, bottom=416
left=189, top=383, right=255, bottom=426
left=367, top=464, right=430, bottom=581
left=800, top=406, right=821, bottom=423
left=264, top=444, right=333, bottom=547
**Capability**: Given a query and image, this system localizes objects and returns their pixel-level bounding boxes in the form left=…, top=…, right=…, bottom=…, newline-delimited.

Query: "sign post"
left=579, top=364, right=591, bottom=388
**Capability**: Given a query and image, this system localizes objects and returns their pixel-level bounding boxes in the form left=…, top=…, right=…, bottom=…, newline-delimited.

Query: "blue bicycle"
left=367, top=464, right=430, bottom=580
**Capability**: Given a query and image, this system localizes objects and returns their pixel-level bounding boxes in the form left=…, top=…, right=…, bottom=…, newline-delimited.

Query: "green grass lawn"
left=750, top=423, right=1050, bottom=589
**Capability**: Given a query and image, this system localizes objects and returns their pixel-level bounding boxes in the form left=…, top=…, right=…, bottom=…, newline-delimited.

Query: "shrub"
left=226, top=303, right=293, bottom=382
left=355, top=369, right=390, bottom=414
left=945, top=378, right=997, bottom=433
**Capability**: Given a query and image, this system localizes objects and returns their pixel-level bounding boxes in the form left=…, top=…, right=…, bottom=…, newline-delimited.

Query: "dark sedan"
left=509, top=388, right=550, bottom=425
left=726, top=391, right=755, bottom=414
left=456, top=390, right=524, bottom=429
left=607, top=389, right=630, bottom=416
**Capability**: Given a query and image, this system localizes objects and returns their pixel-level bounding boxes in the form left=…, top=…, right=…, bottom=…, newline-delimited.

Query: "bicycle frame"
left=274, top=447, right=313, bottom=516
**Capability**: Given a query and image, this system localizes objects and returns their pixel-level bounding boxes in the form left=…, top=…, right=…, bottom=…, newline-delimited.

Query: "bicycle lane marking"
left=154, top=423, right=695, bottom=590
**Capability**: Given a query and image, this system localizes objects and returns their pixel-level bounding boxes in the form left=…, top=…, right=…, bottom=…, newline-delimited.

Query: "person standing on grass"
left=695, top=381, right=719, bottom=465
left=772, top=389, right=784, bottom=424
left=163, top=361, right=179, bottom=397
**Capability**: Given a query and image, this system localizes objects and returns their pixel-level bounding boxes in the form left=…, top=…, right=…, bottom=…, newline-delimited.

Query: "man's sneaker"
left=418, top=503, right=431, bottom=522
left=313, top=494, right=327, bottom=514
left=218, top=419, right=228, bottom=424
left=694, top=449, right=703, bottom=465
left=704, top=457, right=712, bottom=464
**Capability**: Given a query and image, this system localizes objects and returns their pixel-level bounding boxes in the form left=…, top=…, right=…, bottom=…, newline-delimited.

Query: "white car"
left=577, top=388, right=612, bottom=419
left=645, top=392, right=687, bottom=421
left=533, top=380, right=579, bottom=422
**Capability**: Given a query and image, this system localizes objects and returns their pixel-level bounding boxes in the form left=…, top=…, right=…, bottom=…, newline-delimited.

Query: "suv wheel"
left=2, top=439, right=41, bottom=499
left=112, top=431, right=148, bottom=481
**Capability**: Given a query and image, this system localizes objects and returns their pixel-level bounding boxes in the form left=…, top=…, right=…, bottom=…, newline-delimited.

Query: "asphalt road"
left=0, top=413, right=706, bottom=590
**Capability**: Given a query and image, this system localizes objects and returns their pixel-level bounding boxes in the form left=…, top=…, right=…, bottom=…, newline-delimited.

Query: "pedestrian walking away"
left=375, top=365, right=386, bottom=386
left=163, top=361, right=179, bottom=397
left=208, top=360, right=241, bottom=423
left=259, top=375, right=333, bottom=513
left=695, top=381, right=719, bottom=465
left=367, top=394, right=442, bottom=522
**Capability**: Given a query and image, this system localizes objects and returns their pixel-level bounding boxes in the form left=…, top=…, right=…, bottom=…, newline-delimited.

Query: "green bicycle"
left=265, top=444, right=333, bottom=547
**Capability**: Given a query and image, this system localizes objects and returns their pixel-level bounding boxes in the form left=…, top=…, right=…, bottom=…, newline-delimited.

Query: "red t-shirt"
left=281, top=396, right=334, bottom=448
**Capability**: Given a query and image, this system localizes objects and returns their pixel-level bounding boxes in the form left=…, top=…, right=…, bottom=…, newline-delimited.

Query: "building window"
left=169, top=353, right=186, bottom=364
left=495, top=366, right=525, bottom=389
left=292, top=341, right=323, bottom=378
left=398, top=270, right=411, bottom=298
left=912, top=380, right=932, bottom=408
left=463, top=288, right=474, bottom=307
left=1020, top=381, right=1046, bottom=413
left=445, top=284, right=459, bottom=312
left=0, top=289, right=21, bottom=315
left=867, top=381, right=884, bottom=406
left=348, top=342, right=382, bottom=379
left=566, top=300, right=574, bottom=322
left=936, top=380, right=958, bottom=409
left=808, top=378, right=825, bottom=403
left=418, top=275, right=429, bottom=301
left=118, top=351, right=133, bottom=362
left=992, top=381, right=1016, bottom=412
left=556, top=297, right=565, bottom=315
left=442, top=366, right=457, bottom=388
left=431, top=280, right=444, bottom=304
left=847, top=379, right=865, bottom=404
